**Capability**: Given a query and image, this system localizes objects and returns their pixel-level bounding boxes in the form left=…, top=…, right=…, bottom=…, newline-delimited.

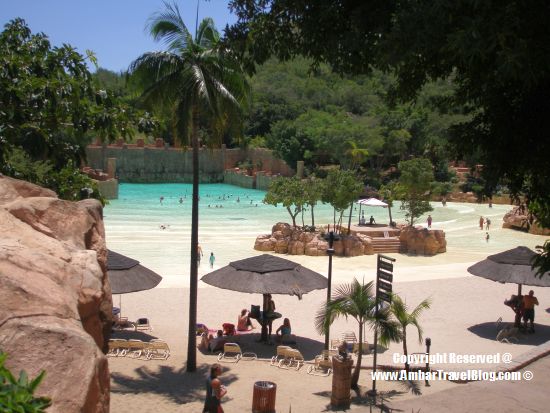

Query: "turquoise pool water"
left=104, top=183, right=545, bottom=287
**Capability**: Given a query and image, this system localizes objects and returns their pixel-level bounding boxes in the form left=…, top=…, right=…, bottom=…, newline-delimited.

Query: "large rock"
left=399, top=227, right=447, bottom=256
left=254, top=234, right=276, bottom=251
left=502, top=207, right=550, bottom=235
left=342, top=236, right=365, bottom=257
left=0, top=175, right=111, bottom=413
left=357, top=234, right=374, bottom=255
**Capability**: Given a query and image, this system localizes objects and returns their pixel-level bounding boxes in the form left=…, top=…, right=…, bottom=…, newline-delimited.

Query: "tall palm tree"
left=384, top=295, right=431, bottom=372
left=129, top=1, right=248, bottom=372
left=315, top=279, right=399, bottom=389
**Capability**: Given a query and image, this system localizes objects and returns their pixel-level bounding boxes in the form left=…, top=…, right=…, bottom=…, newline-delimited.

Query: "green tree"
left=385, top=295, right=431, bottom=373
left=396, top=158, right=434, bottom=226
left=264, top=176, right=305, bottom=228
left=322, top=169, right=363, bottom=232
left=129, top=2, right=248, bottom=371
left=379, top=182, right=397, bottom=225
left=315, top=279, right=399, bottom=389
left=302, top=176, right=324, bottom=228
left=0, top=352, right=51, bottom=412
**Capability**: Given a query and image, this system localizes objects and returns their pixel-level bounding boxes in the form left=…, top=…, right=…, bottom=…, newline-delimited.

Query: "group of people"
left=479, top=216, right=492, bottom=242
left=359, top=212, right=376, bottom=226
left=197, top=244, right=215, bottom=268
left=504, top=290, right=539, bottom=333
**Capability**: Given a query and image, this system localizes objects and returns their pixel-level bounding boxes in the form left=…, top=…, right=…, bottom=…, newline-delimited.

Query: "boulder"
left=272, top=222, right=292, bottom=237
left=288, top=240, right=305, bottom=255
left=254, top=234, right=276, bottom=251
left=305, top=238, right=328, bottom=256
left=274, top=237, right=290, bottom=254
left=357, top=234, right=375, bottom=255
left=502, top=207, right=550, bottom=235
left=342, top=236, right=365, bottom=257
left=399, top=227, right=446, bottom=256
left=0, top=176, right=111, bottom=413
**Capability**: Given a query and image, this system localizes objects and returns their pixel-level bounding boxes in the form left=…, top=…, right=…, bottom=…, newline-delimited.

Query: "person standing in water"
left=197, top=244, right=203, bottom=264
left=209, top=252, right=215, bottom=268
left=427, top=214, right=433, bottom=229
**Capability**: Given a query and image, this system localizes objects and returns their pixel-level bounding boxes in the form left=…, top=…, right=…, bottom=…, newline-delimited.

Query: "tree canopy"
left=227, top=0, right=550, bottom=222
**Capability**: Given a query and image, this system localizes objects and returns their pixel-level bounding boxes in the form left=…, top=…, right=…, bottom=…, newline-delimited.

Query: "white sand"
left=106, top=194, right=550, bottom=412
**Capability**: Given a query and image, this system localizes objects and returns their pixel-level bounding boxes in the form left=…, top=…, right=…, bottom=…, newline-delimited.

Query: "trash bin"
left=252, top=381, right=276, bottom=413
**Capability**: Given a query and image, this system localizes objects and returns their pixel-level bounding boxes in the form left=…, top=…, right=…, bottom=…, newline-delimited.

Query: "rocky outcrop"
left=0, top=175, right=111, bottom=413
left=399, top=227, right=447, bottom=255
left=502, top=207, right=550, bottom=236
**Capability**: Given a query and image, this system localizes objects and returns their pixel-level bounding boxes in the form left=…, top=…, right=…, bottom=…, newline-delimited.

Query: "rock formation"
left=399, top=227, right=447, bottom=255
left=0, top=175, right=111, bottom=413
left=255, top=222, right=446, bottom=257
left=502, top=206, right=550, bottom=236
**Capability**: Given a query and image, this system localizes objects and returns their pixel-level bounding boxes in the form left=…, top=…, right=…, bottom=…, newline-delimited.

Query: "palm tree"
left=129, top=1, right=248, bottom=372
left=315, top=279, right=399, bottom=389
left=384, top=295, right=431, bottom=372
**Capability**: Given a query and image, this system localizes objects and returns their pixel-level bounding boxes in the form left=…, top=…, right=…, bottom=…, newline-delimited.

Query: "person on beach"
left=479, top=216, right=484, bottom=230
left=264, top=294, right=276, bottom=336
left=485, top=232, right=490, bottom=242
left=197, top=244, right=203, bottom=264
left=209, top=252, right=215, bottom=268
left=427, top=214, right=432, bottom=228
left=523, top=290, right=539, bottom=333
left=275, top=318, right=291, bottom=342
left=237, top=309, right=254, bottom=331
left=203, top=363, right=227, bottom=413
left=159, top=196, right=164, bottom=205
left=485, top=218, right=491, bottom=230
left=369, top=215, right=376, bottom=225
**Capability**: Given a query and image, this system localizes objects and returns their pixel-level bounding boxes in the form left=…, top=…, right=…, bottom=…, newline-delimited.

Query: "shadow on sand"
left=198, top=332, right=325, bottom=360
left=468, top=321, right=550, bottom=345
left=111, top=363, right=239, bottom=406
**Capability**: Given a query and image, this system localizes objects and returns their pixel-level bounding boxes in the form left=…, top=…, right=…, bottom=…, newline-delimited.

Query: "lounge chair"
left=107, top=339, right=128, bottom=357
left=126, top=339, right=148, bottom=358
left=145, top=339, right=171, bottom=360
left=217, top=343, right=242, bottom=363
left=135, top=317, right=152, bottom=331
left=270, top=345, right=291, bottom=366
left=307, top=350, right=337, bottom=376
left=278, top=348, right=304, bottom=370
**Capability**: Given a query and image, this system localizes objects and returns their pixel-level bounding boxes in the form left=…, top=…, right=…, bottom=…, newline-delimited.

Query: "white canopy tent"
left=356, top=198, right=391, bottom=225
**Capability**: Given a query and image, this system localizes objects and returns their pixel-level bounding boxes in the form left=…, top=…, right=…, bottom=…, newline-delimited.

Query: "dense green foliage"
left=228, top=0, right=550, bottom=270
left=244, top=58, right=465, bottom=176
left=0, top=352, right=51, bottom=412
left=396, top=159, right=434, bottom=226
left=128, top=1, right=249, bottom=372
left=0, top=19, right=152, bottom=202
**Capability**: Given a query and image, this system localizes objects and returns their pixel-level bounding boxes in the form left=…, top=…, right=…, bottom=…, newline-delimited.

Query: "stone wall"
left=96, top=179, right=118, bottom=199
left=86, top=144, right=293, bottom=184
left=223, top=170, right=255, bottom=188
left=0, top=176, right=111, bottom=412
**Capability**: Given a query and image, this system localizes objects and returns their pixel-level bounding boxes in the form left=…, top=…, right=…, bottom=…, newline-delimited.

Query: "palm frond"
left=196, top=17, right=219, bottom=49
left=147, top=1, right=192, bottom=52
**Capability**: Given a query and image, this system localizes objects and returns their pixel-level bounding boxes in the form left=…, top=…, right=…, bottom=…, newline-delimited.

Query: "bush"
left=0, top=352, right=51, bottom=412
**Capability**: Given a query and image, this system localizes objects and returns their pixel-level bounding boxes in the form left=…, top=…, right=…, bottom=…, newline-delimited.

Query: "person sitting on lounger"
left=237, top=309, right=255, bottom=331
left=200, top=330, right=227, bottom=352
left=275, top=318, right=292, bottom=342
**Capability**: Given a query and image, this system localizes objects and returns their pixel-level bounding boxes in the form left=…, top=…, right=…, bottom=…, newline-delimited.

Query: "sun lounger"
left=217, top=343, right=243, bottom=363
left=307, top=349, right=337, bottom=376
left=126, top=339, right=148, bottom=358
left=145, top=339, right=171, bottom=360
left=107, top=339, right=128, bottom=357
left=277, top=348, right=304, bottom=370
left=135, top=317, right=152, bottom=332
left=270, top=345, right=291, bottom=366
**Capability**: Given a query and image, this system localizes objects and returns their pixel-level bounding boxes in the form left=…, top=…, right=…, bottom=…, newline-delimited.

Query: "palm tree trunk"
left=347, top=201, right=353, bottom=232
left=388, top=205, right=393, bottom=225
left=311, top=205, right=315, bottom=228
left=351, top=321, right=363, bottom=389
left=186, top=105, right=200, bottom=372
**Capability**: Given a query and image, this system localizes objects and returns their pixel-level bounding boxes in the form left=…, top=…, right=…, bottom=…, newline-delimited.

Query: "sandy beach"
left=105, top=185, right=550, bottom=412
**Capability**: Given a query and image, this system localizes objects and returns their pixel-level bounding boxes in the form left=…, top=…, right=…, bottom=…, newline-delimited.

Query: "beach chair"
left=307, top=350, right=337, bottom=376
left=135, top=317, right=152, bottom=332
left=126, top=339, right=149, bottom=358
left=278, top=348, right=304, bottom=370
left=342, top=331, right=358, bottom=345
left=107, top=339, right=128, bottom=357
left=145, top=339, right=171, bottom=360
left=217, top=343, right=242, bottom=363
left=270, top=345, right=291, bottom=366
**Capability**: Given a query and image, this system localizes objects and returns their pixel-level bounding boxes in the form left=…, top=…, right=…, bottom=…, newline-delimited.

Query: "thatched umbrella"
left=107, top=250, right=163, bottom=316
left=467, top=246, right=550, bottom=326
left=201, top=254, right=327, bottom=341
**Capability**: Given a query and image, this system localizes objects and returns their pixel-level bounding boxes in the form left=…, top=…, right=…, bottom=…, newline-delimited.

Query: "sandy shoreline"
left=109, top=275, right=550, bottom=412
